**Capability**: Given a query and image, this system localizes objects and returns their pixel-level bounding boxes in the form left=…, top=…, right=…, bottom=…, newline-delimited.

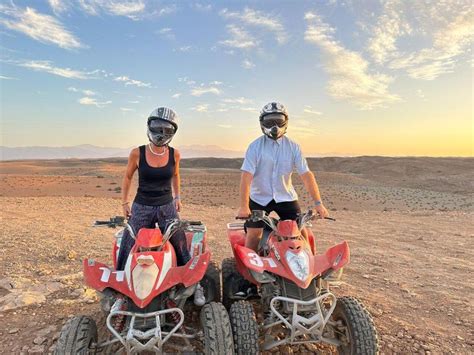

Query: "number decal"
left=247, top=252, right=264, bottom=267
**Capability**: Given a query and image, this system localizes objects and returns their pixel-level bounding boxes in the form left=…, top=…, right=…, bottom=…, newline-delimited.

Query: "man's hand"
left=237, top=206, right=251, bottom=219
left=314, top=203, right=329, bottom=219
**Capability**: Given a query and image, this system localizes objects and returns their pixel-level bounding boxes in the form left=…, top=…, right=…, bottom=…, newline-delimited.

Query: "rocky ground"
left=0, top=158, right=473, bottom=354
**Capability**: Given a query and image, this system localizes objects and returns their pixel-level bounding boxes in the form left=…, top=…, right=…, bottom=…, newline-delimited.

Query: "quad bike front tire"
left=55, top=315, right=98, bottom=355
left=202, top=260, right=221, bottom=303
left=332, top=296, right=379, bottom=355
left=200, top=302, right=234, bottom=355
left=229, top=300, right=259, bottom=355
left=222, top=257, right=247, bottom=309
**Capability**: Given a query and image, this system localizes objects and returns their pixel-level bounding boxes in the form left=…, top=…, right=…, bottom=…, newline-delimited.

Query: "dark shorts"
left=116, top=201, right=190, bottom=270
left=245, top=199, right=301, bottom=229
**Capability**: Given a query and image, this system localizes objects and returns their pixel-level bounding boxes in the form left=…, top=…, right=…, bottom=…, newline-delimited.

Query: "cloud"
left=78, top=0, right=146, bottom=19
left=304, top=12, right=400, bottom=109
left=19, top=60, right=90, bottom=79
left=191, top=86, right=221, bottom=96
left=78, top=96, right=111, bottom=107
left=120, top=107, right=134, bottom=111
left=222, top=97, right=253, bottom=105
left=171, top=93, right=181, bottom=99
left=68, top=87, right=96, bottom=95
left=0, top=75, right=17, bottom=80
left=114, top=75, right=151, bottom=87
left=303, top=106, right=322, bottom=115
left=388, top=10, right=473, bottom=80
left=220, top=7, right=288, bottom=44
left=178, top=77, right=196, bottom=86
left=157, top=27, right=175, bottom=40
left=193, top=3, right=212, bottom=12
left=0, top=5, right=84, bottom=50
left=174, top=45, right=192, bottom=52
left=219, top=24, right=258, bottom=49
left=48, top=0, right=69, bottom=15
left=242, top=59, right=255, bottom=69
left=191, top=104, right=209, bottom=112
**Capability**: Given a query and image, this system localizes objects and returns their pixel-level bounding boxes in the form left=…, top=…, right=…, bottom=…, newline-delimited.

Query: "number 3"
left=247, top=252, right=264, bottom=267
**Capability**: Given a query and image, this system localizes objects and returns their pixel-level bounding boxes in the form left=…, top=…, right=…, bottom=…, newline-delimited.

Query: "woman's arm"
left=173, top=148, right=182, bottom=212
left=122, top=148, right=139, bottom=217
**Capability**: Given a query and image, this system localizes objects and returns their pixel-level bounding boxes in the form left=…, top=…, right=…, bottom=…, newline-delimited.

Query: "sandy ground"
left=0, top=158, right=473, bottom=354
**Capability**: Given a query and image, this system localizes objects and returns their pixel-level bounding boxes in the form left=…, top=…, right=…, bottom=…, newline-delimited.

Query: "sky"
left=0, top=0, right=472, bottom=156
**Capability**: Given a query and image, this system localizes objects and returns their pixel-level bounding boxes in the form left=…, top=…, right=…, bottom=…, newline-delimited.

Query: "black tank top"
left=134, top=145, right=175, bottom=206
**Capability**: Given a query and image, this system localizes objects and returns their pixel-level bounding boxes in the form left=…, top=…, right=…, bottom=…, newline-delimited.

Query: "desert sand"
left=0, top=157, right=473, bottom=354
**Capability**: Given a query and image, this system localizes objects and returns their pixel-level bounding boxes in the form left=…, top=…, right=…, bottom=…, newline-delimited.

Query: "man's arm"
left=237, top=171, right=253, bottom=217
left=300, top=171, right=329, bottom=218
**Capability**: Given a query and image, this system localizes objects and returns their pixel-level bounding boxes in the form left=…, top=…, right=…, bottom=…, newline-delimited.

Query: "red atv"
left=222, top=210, right=378, bottom=354
left=56, top=216, right=233, bottom=354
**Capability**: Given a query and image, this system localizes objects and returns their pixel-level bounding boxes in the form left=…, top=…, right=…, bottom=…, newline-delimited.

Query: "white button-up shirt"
left=241, top=135, right=310, bottom=206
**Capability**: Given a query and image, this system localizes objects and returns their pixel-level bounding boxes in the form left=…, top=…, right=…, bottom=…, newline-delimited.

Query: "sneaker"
left=194, top=283, right=206, bottom=306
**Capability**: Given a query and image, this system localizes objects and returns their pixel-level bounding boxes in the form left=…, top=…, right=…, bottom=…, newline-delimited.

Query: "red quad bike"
left=56, top=216, right=233, bottom=354
left=222, top=210, right=379, bottom=354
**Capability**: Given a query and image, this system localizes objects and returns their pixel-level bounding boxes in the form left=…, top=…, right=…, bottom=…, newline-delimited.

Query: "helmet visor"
left=261, top=113, right=287, bottom=129
left=148, top=119, right=176, bottom=135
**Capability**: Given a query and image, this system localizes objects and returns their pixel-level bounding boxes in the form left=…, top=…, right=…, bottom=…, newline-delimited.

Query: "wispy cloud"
left=171, top=93, right=181, bottom=99
left=114, top=75, right=151, bottom=87
left=68, top=87, right=97, bottom=95
left=156, top=27, right=174, bottom=40
left=0, top=5, right=84, bottom=50
left=303, top=105, right=322, bottom=115
left=19, top=60, right=90, bottom=79
left=120, top=107, right=134, bottom=112
left=219, top=24, right=258, bottom=49
left=48, top=0, right=69, bottom=15
left=389, top=10, right=473, bottom=80
left=0, top=75, right=17, bottom=80
left=220, top=7, right=288, bottom=44
left=242, top=59, right=255, bottom=69
left=305, top=12, right=400, bottom=109
left=192, top=3, right=212, bottom=12
left=174, top=45, right=193, bottom=52
left=78, top=0, right=146, bottom=20
left=78, top=96, right=111, bottom=107
left=222, top=97, right=253, bottom=105
left=191, top=103, right=209, bottom=112
left=191, top=86, right=221, bottom=96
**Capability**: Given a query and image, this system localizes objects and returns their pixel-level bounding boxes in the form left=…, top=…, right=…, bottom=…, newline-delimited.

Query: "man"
left=237, top=102, right=329, bottom=251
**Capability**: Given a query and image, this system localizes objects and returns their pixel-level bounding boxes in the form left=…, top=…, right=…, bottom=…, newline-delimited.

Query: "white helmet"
left=259, top=102, right=289, bottom=140
left=147, top=107, right=178, bottom=146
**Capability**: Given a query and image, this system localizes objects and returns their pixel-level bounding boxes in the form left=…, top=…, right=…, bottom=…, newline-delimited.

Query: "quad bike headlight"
left=285, top=251, right=310, bottom=281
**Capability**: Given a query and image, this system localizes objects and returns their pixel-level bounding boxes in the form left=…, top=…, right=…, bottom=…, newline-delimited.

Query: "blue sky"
left=0, top=0, right=472, bottom=156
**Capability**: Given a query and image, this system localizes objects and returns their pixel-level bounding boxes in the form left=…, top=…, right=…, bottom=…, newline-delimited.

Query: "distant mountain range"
left=0, top=144, right=244, bottom=160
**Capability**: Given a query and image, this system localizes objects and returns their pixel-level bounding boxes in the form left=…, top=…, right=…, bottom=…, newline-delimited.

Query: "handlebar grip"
left=188, top=221, right=202, bottom=225
left=324, top=217, right=336, bottom=221
left=94, top=221, right=110, bottom=225
left=235, top=216, right=250, bottom=220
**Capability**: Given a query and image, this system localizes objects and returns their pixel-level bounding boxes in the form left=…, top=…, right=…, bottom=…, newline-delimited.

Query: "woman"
left=117, top=107, right=201, bottom=293
left=117, top=107, right=189, bottom=269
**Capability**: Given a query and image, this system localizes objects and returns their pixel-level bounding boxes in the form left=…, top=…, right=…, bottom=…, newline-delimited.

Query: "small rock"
left=397, top=331, right=404, bottom=338
left=362, top=274, right=371, bottom=279
left=28, top=345, right=45, bottom=354
left=67, top=250, right=77, bottom=260
left=8, top=328, right=19, bottom=334
left=33, top=336, right=46, bottom=345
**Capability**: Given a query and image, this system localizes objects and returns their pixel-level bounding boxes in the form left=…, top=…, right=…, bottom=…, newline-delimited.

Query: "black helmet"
left=259, top=102, right=289, bottom=140
left=147, top=107, right=178, bottom=146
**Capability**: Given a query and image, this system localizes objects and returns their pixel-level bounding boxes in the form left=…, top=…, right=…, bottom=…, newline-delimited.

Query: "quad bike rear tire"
left=229, top=300, right=259, bottom=355
left=200, top=302, right=234, bottom=355
left=55, top=315, right=98, bottom=355
left=332, top=296, right=379, bottom=355
left=222, top=257, right=246, bottom=309
left=202, top=260, right=221, bottom=303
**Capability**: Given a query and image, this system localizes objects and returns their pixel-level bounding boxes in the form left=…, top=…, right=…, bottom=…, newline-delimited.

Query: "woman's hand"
left=314, top=203, right=329, bottom=219
left=122, top=202, right=131, bottom=218
left=175, top=199, right=182, bottom=212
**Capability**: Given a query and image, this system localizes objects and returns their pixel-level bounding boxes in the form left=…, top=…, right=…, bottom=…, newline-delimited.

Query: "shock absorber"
left=111, top=298, right=127, bottom=332
left=166, top=299, right=181, bottom=323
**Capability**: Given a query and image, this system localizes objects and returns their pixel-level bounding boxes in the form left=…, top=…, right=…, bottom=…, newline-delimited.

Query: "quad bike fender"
left=83, top=259, right=130, bottom=294
left=234, top=244, right=266, bottom=273
left=159, top=251, right=211, bottom=290
left=312, top=241, right=350, bottom=275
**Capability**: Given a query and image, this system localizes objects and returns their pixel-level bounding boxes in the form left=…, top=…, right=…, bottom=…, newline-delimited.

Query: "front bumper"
left=262, top=292, right=340, bottom=350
